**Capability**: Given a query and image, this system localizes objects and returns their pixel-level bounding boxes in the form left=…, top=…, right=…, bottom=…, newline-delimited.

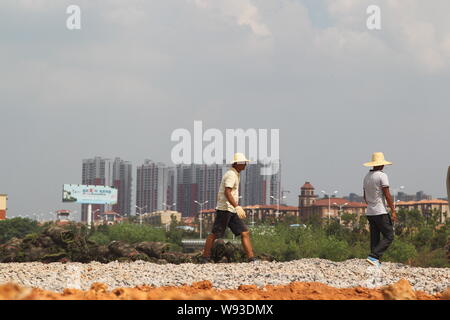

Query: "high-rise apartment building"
left=136, top=160, right=174, bottom=213
left=346, top=193, right=364, bottom=203
left=174, top=164, right=227, bottom=217
left=416, top=191, right=432, bottom=201
left=81, top=157, right=132, bottom=221
left=166, top=167, right=176, bottom=208
left=240, top=160, right=281, bottom=207
left=196, top=164, right=227, bottom=211
left=111, top=158, right=132, bottom=216
left=176, top=164, right=199, bottom=217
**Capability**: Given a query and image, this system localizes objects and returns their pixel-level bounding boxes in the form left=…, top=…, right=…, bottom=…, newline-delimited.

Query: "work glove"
left=235, top=206, right=246, bottom=219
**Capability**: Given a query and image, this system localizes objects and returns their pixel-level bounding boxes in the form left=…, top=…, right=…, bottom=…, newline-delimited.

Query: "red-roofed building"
left=301, top=182, right=314, bottom=190
left=94, top=211, right=123, bottom=226
left=56, top=210, right=71, bottom=222
left=298, top=181, right=366, bottom=223
left=299, top=182, right=317, bottom=208
left=182, top=216, right=195, bottom=225
left=309, top=198, right=367, bottom=221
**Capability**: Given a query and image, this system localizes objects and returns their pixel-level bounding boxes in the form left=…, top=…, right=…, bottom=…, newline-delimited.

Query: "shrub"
left=412, top=227, right=433, bottom=247
left=430, top=227, right=449, bottom=250
left=412, top=248, right=449, bottom=268
left=296, top=229, right=321, bottom=258
left=252, top=232, right=287, bottom=261
left=106, top=223, right=166, bottom=243
left=347, top=241, right=368, bottom=259
left=88, top=232, right=110, bottom=245
left=0, top=218, right=42, bottom=244
left=384, top=240, right=418, bottom=264
left=318, top=237, right=350, bottom=261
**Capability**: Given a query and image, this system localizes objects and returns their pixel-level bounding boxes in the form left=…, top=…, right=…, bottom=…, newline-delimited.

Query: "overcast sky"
left=1, top=0, right=450, bottom=219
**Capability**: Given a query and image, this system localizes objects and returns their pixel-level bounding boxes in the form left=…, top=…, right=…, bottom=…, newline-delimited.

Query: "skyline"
left=3, top=154, right=446, bottom=221
left=1, top=1, right=450, bottom=218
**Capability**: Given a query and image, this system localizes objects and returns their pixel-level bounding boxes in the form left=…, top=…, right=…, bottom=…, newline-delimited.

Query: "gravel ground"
left=0, top=259, right=448, bottom=294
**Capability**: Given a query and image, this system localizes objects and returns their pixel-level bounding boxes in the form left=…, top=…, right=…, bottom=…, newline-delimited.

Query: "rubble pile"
left=0, top=225, right=272, bottom=264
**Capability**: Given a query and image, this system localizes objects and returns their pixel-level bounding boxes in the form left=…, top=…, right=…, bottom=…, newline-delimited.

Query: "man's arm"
left=363, top=189, right=367, bottom=204
left=225, top=187, right=246, bottom=219
left=225, top=187, right=238, bottom=208
left=382, top=186, right=397, bottom=221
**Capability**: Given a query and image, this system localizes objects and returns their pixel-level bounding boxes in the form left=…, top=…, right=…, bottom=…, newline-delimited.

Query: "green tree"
left=0, top=218, right=42, bottom=244
left=412, top=227, right=433, bottom=247
left=340, top=213, right=357, bottom=228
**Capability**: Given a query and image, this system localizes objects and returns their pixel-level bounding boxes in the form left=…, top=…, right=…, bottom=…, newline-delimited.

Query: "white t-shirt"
left=363, top=170, right=390, bottom=215
left=216, top=168, right=240, bottom=213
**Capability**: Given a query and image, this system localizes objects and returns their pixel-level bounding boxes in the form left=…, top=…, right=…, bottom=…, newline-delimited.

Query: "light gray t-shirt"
left=363, top=170, right=390, bottom=215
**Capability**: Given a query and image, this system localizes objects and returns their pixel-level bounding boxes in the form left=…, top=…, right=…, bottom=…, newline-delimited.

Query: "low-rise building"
left=303, top=198, right=367, bottom=222
left=144, top=210, right=182, bottom=227
left=396, top=199, right=449, bottom=223
left=56, top=210, right=71, bottom=223
left=94, top=211, right=124, bottom=225
left=0, top=194, right=7, bottom=220
left=242, top=204, right=300, bottom=224
left=298, top=182, right=367, bottom=223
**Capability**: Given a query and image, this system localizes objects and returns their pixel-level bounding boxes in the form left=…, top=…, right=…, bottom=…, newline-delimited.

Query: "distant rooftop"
left=396, top=199, right=449, bottom=205
left=313, top=198, right=367, bottom=208
left=301, top=182, right=314, bottom=189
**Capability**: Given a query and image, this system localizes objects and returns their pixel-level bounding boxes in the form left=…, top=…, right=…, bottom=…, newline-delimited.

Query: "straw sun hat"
left=231, top=153, right=250, bottom=164
left=363, top=152, right=393, bottom=167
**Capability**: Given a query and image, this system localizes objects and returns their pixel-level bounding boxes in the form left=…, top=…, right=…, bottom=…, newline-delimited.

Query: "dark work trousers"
left=367, top=214, right=394, bottom=260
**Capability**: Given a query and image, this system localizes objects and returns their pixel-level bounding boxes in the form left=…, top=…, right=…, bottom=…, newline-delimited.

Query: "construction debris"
left=0, top=224, right=272, bottom=264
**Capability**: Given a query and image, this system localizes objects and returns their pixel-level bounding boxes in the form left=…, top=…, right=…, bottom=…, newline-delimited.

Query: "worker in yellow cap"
left=200, top=153, right=257, bottom=263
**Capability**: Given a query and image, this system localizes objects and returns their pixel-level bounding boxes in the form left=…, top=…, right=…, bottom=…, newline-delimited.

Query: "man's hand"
left=391, top=209, right=397, bottom=223
left=235, top=206, right=246, bottom=219
left=382, top=187, right=396, bottom=223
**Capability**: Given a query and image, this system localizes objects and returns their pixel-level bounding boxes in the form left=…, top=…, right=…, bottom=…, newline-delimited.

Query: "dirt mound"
left=381, top=279, right=417, bottom=300
left=0, top=279, right=446, bottom=300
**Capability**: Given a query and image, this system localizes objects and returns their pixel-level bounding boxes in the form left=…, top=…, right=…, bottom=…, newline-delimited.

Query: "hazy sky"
left=1, top=0, right=450, bottom=219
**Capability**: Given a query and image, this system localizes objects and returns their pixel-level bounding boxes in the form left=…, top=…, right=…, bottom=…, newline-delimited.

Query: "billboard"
left=62, top=184, right=118, bottom=205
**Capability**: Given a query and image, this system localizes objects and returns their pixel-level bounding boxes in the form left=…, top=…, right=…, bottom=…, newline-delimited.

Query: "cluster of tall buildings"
left=81, top=157, right=132, bottom=222
left=344, top=191, right=434, bottom=203
left=81, top=157, right=281, bottom=221
left=397, top=191, right=432, bottom=202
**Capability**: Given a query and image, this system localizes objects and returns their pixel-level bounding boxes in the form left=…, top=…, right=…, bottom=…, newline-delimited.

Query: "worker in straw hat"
left=363, top=152, right=396, bottom=267
left=200, top=153, right=257, bottom=263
